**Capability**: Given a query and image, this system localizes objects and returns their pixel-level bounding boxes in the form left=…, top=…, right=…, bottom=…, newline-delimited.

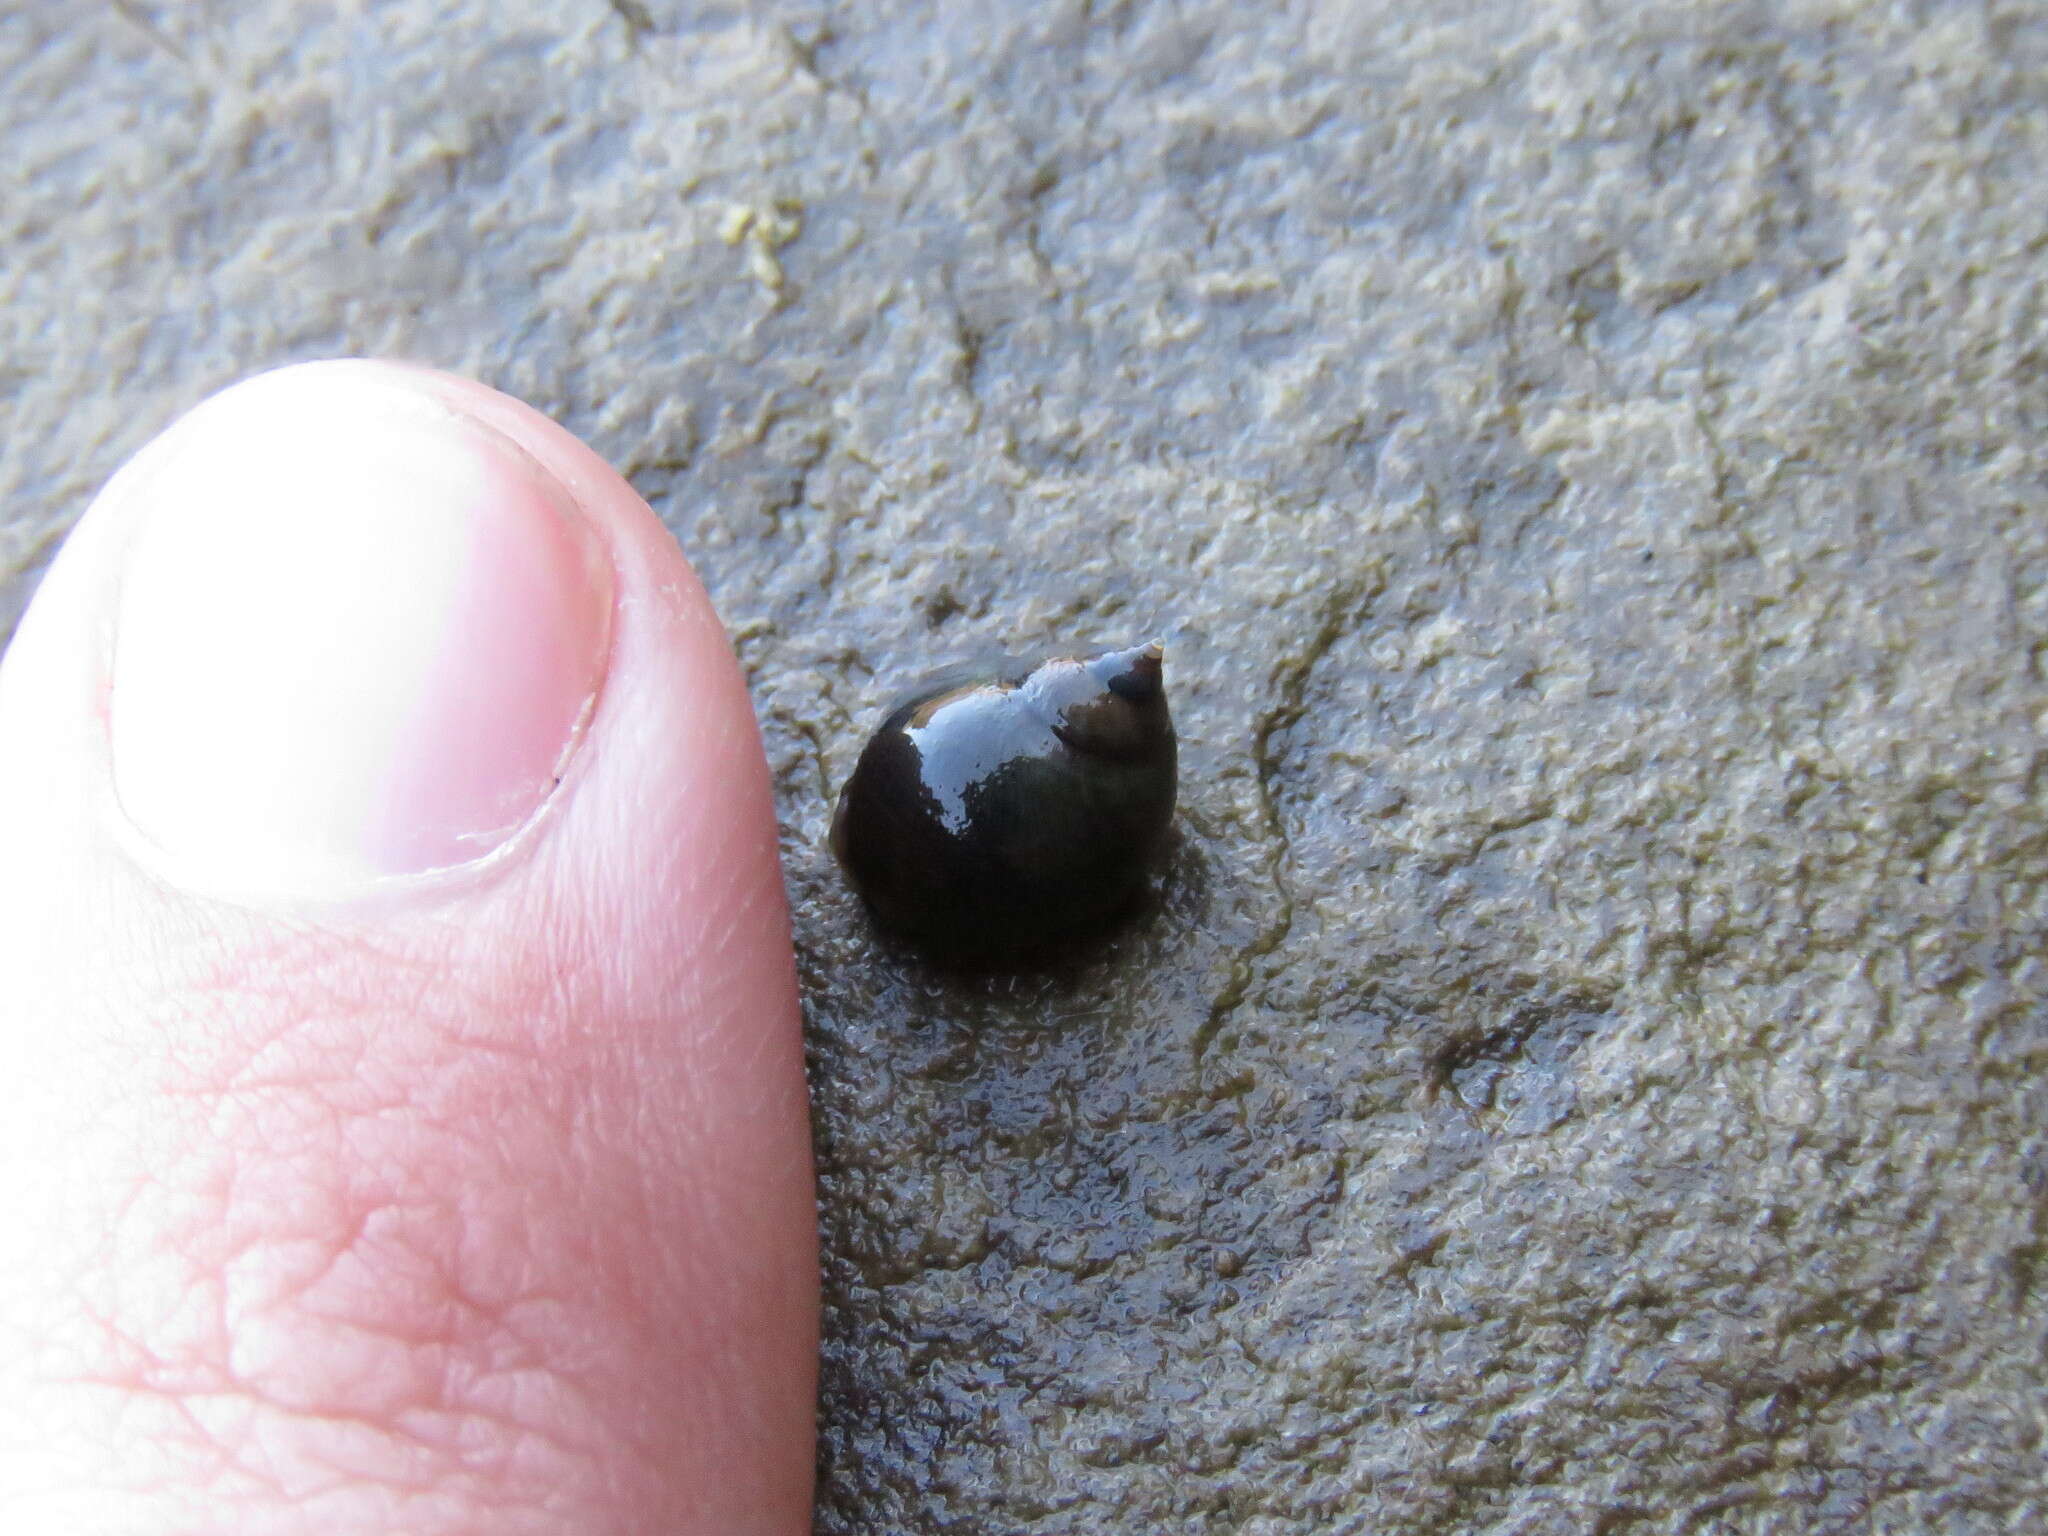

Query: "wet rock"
left=6, top=1, right=2047, bottom=1530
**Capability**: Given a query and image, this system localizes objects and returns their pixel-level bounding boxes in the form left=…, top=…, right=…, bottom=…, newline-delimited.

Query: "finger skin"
left=0, top=362, right=818, bottom=1534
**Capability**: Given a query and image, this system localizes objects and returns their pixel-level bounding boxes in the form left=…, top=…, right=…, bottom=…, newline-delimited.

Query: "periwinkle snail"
left=831, top=643, right=1178, bottom=964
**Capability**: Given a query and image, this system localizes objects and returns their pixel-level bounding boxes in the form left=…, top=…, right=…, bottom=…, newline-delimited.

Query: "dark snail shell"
left=831, top=642, right=1177, bottom=963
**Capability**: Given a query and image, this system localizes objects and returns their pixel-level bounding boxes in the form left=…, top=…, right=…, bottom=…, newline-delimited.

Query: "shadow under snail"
left=830, top=642, right=1178, bottom=964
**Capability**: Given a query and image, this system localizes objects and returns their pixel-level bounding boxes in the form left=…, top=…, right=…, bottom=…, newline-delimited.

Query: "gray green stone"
left=5, top=2, right=2045, bottom=1529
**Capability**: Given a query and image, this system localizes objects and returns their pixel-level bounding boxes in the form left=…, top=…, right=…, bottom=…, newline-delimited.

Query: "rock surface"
left=5, top=1, right=2046, bottom=1529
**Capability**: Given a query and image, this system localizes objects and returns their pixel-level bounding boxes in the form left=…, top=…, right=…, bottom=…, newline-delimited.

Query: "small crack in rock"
left=1194, top=578, right=1377, bottom=1072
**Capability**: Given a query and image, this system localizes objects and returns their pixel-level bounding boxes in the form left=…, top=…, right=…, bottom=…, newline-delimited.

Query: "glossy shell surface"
left=831, top=643, right=1177, bottom=962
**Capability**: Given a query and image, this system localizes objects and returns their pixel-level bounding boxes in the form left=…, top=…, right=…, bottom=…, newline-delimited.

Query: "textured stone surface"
left=6, top=1, right=2047, bottom=1529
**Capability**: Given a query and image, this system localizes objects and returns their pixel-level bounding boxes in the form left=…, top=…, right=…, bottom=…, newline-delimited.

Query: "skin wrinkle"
left=25, top=906, right=659, bottom=1515
left=134, top=916, right=429, bottom=1109
left=64, top=1126, right=622, bottom=1517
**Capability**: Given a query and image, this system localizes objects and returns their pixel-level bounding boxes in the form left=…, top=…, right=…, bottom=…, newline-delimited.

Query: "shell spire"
left=1098, top=641, right=1165, bottom=701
